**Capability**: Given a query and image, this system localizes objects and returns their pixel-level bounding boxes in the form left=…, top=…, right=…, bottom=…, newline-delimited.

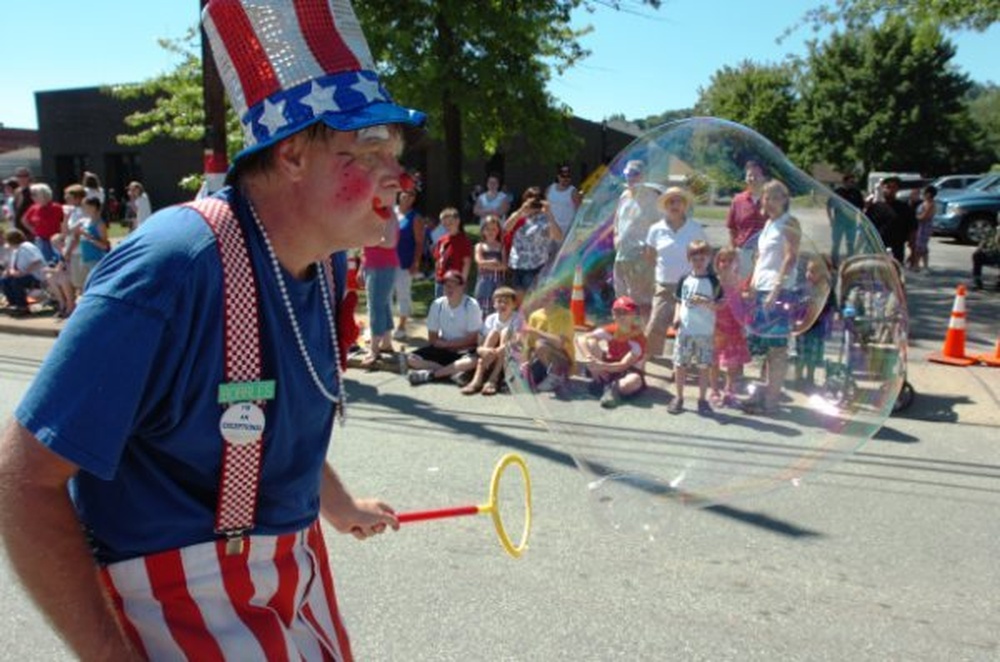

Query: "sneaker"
left=667, top=398, right=684, bottom=415
left=721, top=393, right=741, bottom=409
left=740, top=394, right=776, bottom=416
left=392, top=328, right=406, bottom=341
left=408, top=369, right=433, bottom=386
left=600, top=383, right=620, bottom=409
left=450, top=371, right=472, bottom=387
left=535, top=373, right=563, bottom=393
left=697, top=398, right=713, bottom=415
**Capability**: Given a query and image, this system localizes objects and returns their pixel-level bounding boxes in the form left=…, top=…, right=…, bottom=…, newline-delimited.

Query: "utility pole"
left=200, top=0, right=228, bottom=197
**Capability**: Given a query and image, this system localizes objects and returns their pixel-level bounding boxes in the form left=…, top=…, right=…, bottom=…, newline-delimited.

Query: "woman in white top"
left=127, top=181, right=153, bottom=230
left=473, top=173, right=510, bottom=226
left=82, top=172, right=105, bottom=204
left=742, top=180, right=800, bottom=415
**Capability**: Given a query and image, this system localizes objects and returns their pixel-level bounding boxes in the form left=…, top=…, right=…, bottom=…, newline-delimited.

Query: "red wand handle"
left=397, top=505, right=481, bottom=524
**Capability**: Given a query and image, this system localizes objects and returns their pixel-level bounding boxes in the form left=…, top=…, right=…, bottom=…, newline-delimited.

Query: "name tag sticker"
left=218, top=380, right=275, bottom=404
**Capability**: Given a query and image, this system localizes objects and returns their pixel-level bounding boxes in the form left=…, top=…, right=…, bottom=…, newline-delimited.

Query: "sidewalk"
left=2, top=305, right=996, bottom=428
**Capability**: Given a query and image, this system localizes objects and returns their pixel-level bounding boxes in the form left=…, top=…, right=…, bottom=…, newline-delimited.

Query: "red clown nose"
left=399, top=172, right=415, bottom=193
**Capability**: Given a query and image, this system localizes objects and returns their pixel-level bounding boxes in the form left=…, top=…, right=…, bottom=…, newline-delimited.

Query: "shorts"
left=591, top=366, right=647, bottom=397
left=412, top=345, right=474, bottom=366
left=749, top=290, right=796, bottom=336
left=510, top=267, right=541, bottom=291
left=100, top=521, right=352, bottom=661
left=672, top=334, right=714, bottom=368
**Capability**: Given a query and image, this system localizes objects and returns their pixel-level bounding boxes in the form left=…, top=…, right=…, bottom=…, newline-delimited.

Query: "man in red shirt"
left=726, top=160, right=768, bottom=278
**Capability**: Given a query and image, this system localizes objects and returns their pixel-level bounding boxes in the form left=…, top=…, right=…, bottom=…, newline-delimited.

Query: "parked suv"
left=932, top=174, right=1000, bottom=244
left=930, top=174, right=986, bottom=194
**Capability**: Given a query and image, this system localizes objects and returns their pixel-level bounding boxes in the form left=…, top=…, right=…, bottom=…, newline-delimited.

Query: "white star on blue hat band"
left=244, top=70, right=397, bottom=143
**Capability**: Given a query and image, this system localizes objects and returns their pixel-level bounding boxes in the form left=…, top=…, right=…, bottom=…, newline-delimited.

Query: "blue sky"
left=2, top=1, right=997, bottom=130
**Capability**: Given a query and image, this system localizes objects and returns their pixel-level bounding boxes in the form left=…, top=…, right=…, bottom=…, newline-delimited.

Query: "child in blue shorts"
left=670, top=240, right=723, bottom=415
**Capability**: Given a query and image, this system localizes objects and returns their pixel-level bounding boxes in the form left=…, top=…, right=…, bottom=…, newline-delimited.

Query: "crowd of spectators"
left=3, top=159, right=993, bottom=417
left=0, top=168, right=150, bottom=317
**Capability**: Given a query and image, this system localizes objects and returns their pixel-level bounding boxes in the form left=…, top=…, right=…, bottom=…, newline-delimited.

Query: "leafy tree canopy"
left=694, top=60, right=798, bottom=152
left=354, top=1, right=661, bottom=203
left=108, top=2, right=664, bottom=199
left=967, top=82, right=1000, bottom=165
left=789, top=18, right=988, bottom=175
left=792, top=0, right=999, bottom=34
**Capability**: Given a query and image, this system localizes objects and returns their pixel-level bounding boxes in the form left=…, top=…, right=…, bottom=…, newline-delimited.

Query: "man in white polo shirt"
left=406, top=269, right=483, bottom=384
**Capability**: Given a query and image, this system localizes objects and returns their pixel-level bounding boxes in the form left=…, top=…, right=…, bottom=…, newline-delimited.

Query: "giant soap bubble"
left=506, top=118, right=907, bottom=536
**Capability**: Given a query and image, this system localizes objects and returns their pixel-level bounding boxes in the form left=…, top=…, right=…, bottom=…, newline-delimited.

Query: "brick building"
left=35, top=86, right=638, bottom=215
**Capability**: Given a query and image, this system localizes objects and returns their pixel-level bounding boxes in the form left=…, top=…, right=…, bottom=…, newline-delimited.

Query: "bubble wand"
left=397, top=453, right=532, bottom=558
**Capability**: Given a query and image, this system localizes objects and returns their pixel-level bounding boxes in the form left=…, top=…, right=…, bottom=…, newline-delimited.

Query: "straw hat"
left=656, top=186, right=694, bottom=212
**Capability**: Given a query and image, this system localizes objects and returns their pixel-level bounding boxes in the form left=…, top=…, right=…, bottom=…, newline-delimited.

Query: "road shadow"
left=347, top=377, right=823, bottom=540
left=872, top=425, right=920, bottom=443
left=891, top=391, right=968, bottom=423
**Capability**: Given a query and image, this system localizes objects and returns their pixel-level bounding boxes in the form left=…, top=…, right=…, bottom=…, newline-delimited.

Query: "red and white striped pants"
left=100, top=521, right=353, bottom=661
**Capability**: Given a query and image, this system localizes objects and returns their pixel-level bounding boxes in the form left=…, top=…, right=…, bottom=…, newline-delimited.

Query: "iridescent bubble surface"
left=506, top=118, right=907, bottom=534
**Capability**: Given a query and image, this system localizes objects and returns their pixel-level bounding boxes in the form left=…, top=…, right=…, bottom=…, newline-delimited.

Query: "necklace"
left=247, top=199, right=345, bottom=424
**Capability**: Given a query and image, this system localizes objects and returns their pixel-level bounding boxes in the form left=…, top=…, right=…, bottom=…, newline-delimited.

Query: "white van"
left=866, top=171, right=924, bottom=195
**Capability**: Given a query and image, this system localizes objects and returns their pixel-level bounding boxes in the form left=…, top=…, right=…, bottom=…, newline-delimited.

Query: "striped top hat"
left=202, top=0, right=426, bottom=165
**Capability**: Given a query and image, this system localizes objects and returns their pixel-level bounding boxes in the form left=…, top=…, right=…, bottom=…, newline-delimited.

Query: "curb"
left=0, top=317, right=62, bottom=339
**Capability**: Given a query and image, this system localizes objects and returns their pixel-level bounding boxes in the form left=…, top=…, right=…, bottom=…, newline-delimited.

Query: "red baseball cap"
left=442, top=269, right=464, bottom=285
left=612, top=296, right=639, bottom=314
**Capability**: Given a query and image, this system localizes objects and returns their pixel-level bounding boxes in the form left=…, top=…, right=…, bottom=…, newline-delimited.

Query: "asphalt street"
left=0, top=211, right=998, bottom=660
left=0, top=317, right=998, bottom=661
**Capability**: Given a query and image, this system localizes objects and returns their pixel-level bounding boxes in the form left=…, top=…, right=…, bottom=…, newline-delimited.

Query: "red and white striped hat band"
left=203, top=0, right=425, bottom=163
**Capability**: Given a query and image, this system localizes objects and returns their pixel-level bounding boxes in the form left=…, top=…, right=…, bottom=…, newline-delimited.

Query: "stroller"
left=822, top=254, right=915, bottom=414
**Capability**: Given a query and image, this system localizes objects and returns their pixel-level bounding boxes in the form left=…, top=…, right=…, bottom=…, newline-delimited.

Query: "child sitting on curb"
left=461, top=286, right=520, bottom=396
left=518, top=286, right=574, bottom=393
left=575, top=295, right=648, bottom=408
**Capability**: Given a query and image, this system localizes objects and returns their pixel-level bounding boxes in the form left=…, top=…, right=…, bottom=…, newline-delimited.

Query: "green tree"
left=694, top=60, right=798, bottom=152
left=789, top=19, right=982, bottom=175
left=795, top=0, right=999, bottom=32
left=967, top=82, right=1000, bottom=166
left=354, top=1, right=661, bottom=207
left=107, top=29, right=242, bottom=191
left=632, top=108, right=695, bottom=132
left=108, top=2, right=664, bottom=200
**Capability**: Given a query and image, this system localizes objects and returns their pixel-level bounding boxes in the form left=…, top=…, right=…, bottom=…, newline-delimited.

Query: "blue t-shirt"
left=79, top=218, right=109, bottom=265
left=396, top=208, right=418, bottom=269
left=15, top=188, right=343, bottom=564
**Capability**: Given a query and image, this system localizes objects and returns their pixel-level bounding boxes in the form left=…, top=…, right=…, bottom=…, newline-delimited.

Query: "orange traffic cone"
left=971, top=330, right=1000, bottom=367
left=570, top=264, right=587, bottom=329
left=928, top=284, right=977, bottom=366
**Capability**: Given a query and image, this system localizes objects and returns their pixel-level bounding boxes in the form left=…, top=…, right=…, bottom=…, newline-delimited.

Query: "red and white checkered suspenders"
left=185, top=198, right=269, bottom=554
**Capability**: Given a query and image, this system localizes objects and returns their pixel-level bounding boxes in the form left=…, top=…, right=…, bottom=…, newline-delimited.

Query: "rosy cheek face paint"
left=334, top=165, right=372, bottom=208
